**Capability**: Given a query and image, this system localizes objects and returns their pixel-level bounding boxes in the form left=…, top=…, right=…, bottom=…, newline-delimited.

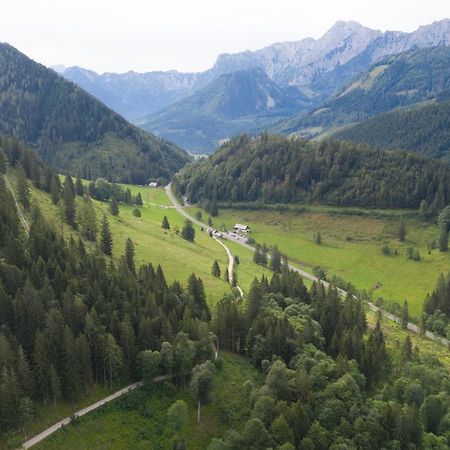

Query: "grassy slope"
left=0, top=174, right=270, bottom=447
left=34, top=352, right=261, bottom=450
left=366, top=309, right=450, bottom=369
left=188, top=206, right=450, bottom=318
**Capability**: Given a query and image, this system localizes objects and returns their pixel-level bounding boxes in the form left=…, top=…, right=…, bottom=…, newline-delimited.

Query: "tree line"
left=175, top=134, right=450, bottom=212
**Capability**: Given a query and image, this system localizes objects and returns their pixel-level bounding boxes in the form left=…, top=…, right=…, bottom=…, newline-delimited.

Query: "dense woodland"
left=175, top=134, right=450, bottom=211
left=0, top=44, right=189, bottom=184
left=0, top=138, right=213, bottom=436
left=207, top=271, right=450, bottom=449
left=332, top=100, right=450, bottom=161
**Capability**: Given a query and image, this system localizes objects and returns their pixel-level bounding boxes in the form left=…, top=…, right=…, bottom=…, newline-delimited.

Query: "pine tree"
left=439, top=225, right=448, bottom=252
left=124, top=238, right=135, bottom=273
left=50, top=175, right=61, bottom=205
left=401, top=335, right=413, bottom=363
left=17, top=165, right=30, bottom=210
left=63, top=175, right=76, bottom=228
left=162, top=215, right=170, bottom=230
left=75, top=177, right=84, bottom=196
left=270, top=246, right=282, bottom=272
left=0, top=150, right=6, bottom=174
left=211, top=260, right=221, bottom=278
left=315, top=231, right=322, bottom=245
left=134, top=193, right=143, bottom=206
left=181, top=220, right=195, bottom=242
left=79, top=196, right=97, bottom=241
left=100, top=215, right=113, bottom=256
left=401, top=300, right=409, bottom=329
left=110, top=197, right=119, bottom=216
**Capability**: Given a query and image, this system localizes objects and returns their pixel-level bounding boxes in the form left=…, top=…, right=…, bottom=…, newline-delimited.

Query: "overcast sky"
left=1, top=0, right=449, bottom=73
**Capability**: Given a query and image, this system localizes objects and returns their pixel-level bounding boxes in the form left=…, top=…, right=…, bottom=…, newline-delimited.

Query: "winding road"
left=165, top=184, right=244, bottom=296
left=166, top=184, right=450, bottom=348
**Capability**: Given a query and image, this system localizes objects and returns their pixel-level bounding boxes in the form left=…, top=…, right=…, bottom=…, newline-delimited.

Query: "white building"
left=234, top=223, right=250, bottom=233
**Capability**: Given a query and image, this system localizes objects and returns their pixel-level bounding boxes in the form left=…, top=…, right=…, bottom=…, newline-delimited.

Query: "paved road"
left=166, top=185, right=450, bottom=348
left=166, top=184, right=244, bottom=296
left=22, top=375, right=173, bottom=449
left=3, top=174, right=29, bottom=236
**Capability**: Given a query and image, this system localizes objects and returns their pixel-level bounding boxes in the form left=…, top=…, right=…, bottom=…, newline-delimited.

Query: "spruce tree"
left=100, top=215, right=113, bottom=256
left=79, top=196, right=97, bottom=241
left=270, top=246, right=282, bottom=273
left=134, top=193, right=143, bottom=206
left=17, top=165, right=30, bottom=210
left=401, top=300, right=409, bottom=329
left=181, top=220, right=195, bottom=242
left=439, top=225, right=448, bottom=252
left=110, top=197, right=119, bottom=216
left=63, top=175, right=76, bottom=228
left=124, top=238, right=135, bottom=273
left=75, top=177, right=84, bottom=196
left=162, top=215, right=170, bottom=230
left=0, top=150, right=6, bottom=174
left=50, top=175, right=61, bottom=205
left=211, top=260, right=221, bottom=278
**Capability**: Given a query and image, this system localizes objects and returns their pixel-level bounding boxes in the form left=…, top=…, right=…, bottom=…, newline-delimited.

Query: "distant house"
left=234, top=223, right=250, bottom=233
left=148, top=182, right=158, bottom=187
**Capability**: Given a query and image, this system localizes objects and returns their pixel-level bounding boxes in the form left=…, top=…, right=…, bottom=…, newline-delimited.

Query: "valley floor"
left=187, top=205, right=450, bottom=318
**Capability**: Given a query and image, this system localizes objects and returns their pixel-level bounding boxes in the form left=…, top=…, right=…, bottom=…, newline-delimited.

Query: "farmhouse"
left=234, top=223, right=250, bottom=233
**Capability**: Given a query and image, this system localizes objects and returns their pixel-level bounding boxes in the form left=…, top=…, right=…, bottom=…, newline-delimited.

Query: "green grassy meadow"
left=34, top=352, right=261, bottom=450
left=18, top=176, right=272, bottom=307
left=188, top=206, right=450, bottom=318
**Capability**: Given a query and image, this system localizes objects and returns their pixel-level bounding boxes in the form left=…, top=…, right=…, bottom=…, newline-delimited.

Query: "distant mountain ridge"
left=137, top=69, right=304, bottom=152
left=57, top=18, right=450, bottom=153
left=276, top=45, right=450, bottom=138
left=0, top=43, right=189, bottom=183
left=59, top=19, right=450, bottom=118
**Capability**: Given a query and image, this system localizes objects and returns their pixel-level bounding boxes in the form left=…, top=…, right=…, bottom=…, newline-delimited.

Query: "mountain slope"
left=138, top=69, right=302, bottom=153
left=175, top=134, right=450, bottom=210
left=0, top=43, right=190, bottom=183
left=60, top=66, right=201, bottom=120
left=58, top=19, right=450, bottom=133
left=276, top=45, right=450, bottom=137
left=331, top=98, right=450, bottom=159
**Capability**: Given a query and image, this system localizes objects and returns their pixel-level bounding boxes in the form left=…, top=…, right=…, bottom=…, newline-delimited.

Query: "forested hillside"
left=139, top=69, right=303, bottom=153
left=277, top=46, right=450, bottom=138
left=332, top=100, right=450, bottom=160
left=0, top=137, right=212, bottom=436
left=175, top=134, right=450, bottom=210
left=0, top=44, right=189, bottom=184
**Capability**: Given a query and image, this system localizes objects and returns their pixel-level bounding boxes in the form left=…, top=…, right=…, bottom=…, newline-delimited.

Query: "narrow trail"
left=213, top=236, right=244, bottom=297
left=165, top=185, right=450, bottom=348
left=21, top=375, right=175, bottom=449
left=3, top=174, right=29, bottom=236
left=165, top=184, right=244, bottom=297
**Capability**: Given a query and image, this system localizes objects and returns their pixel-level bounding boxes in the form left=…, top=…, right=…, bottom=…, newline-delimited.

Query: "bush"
left=313, top=266, right=327, bottom=280
left=382, top=245, right=392, bottom=256
left=407, top=247, right=420, bottom=261
left=132, top=208, right=141, bottom=218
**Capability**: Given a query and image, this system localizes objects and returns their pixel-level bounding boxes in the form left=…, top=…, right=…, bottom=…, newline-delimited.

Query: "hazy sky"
left=1, top=0, right=449, bottom=73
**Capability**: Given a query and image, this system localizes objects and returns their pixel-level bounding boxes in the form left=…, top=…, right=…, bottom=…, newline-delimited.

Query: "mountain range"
left=56, top=19, right=450, bottom=153
left=0, top=43, right=189, bottom=183
left=277, top=45, right=450, bottom=138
